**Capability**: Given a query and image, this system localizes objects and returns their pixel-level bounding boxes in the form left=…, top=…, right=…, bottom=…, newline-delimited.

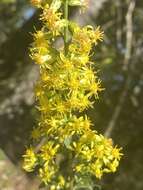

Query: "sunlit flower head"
left=41, top=7, right=63, bottom=36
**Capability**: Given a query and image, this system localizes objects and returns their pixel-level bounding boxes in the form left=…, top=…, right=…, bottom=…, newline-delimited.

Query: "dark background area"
left=0, top=0, right=143, bottom=189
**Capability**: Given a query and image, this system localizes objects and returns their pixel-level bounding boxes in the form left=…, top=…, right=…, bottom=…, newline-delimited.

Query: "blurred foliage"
left=0, top=0, right=16, bottom=3
left=0, top=0, right=32, bottom=45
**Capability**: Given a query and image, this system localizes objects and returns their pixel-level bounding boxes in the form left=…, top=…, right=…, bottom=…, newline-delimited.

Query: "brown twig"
left=104, top=0, right=136, bottom=138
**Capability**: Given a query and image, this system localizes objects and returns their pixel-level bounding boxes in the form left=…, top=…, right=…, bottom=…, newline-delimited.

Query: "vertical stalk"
left=64, top=0, right=69, bottom=55
left=64, top=4, right=74, bottom=188
left=64, top=2, right=74, bottom=189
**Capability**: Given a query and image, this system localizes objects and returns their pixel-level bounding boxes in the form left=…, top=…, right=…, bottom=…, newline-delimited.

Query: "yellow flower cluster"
left=23, top=0, right=123, bottom=188
left=69, top=24, right=103, bottom=55
left=73, top=132, right=122, bottom=179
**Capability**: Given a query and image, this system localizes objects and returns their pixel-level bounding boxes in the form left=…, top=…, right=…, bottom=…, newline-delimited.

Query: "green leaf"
left=74, top=175, right=94, bottom=190
left=68, top=0, right=82, bottom=6
left=73, top=185, right=93, bottom=190
left=94, top=184, right=102, bottom=190
left=0, top=0, right=15, bottom=3
left=50, top=0, right=62, bottom=10
left=64, top=136, right=72, bottom=148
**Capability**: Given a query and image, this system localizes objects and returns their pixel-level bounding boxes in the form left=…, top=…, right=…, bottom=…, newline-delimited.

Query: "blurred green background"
left=0, top=0, right=143, bottom=189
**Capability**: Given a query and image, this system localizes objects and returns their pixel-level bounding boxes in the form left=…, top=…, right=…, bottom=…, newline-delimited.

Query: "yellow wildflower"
left=58, top=175, right=65, bottom=187
left=108, top=159, right=119, bottom=172
left=41, top=7, right=63, bottom=36
left=23, top=0, right=122, bottom=188
left=112, top=146, right=123, bottom=159
left=93, top=26, right=104, bottom=43
left=33, top=30, right=49, bottom=48
left=87, top=79, right=103, bottom=98
left=40, top=142, right=59, bottom=163
left=23, top=147, right=37, bottom=172
left=31, top=127, right=41, bottom=140
left=39, top=166, right=55, bottom=184
left=75, top=164, right=84, bottom=172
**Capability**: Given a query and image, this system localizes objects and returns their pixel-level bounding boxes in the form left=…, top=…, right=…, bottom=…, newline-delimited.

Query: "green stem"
left=64, top=0, right=69, bottom=55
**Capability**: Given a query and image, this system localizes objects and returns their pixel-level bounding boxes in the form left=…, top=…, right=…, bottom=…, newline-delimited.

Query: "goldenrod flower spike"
left=23, top=0, right=123, bottom=189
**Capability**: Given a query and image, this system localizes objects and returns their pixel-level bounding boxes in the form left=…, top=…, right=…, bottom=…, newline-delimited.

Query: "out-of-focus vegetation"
left=0, top=0, right=143, bottom=190
left=0, top=0, right=15, bottom=3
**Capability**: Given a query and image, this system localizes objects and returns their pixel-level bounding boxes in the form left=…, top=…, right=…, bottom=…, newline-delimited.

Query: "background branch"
left=104, top=0, right=136, bottom=138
